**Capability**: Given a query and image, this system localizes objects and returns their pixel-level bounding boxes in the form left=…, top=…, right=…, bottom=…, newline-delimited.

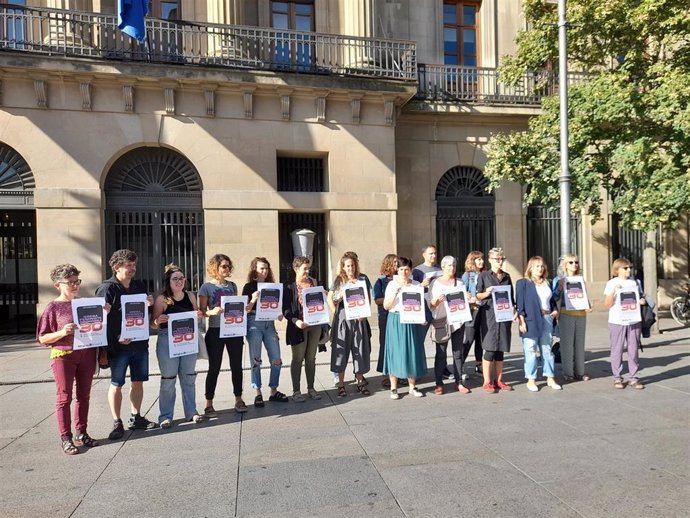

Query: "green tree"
left=484, top=0, right=690, bottom=231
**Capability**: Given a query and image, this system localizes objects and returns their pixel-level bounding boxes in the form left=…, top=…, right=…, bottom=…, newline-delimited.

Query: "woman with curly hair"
left=37, top=264, right=105, bottom=454
left=461, top=250, right=485, bottom=375
left=243, top=257, right=289, bottom=406
left=199, top=254, right=247, bottom=415
left=152, top=264, right=205, bottom=427
left=373, top=253, right=398, bottom=387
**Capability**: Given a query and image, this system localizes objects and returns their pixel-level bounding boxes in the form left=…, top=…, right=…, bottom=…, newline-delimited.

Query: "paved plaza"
left=1, top=312, right=688, bottom=517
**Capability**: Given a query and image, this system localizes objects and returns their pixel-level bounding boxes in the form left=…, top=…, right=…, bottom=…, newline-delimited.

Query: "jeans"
left=156, top=331, right=198, bottom=422
left=521, top=315, right=555, bottom=379
left=247, top=314, right=281, bottom=390
left=109, top=346, right=149, bottom=386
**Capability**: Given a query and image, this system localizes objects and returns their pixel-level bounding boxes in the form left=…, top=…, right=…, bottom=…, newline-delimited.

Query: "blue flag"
left=118, top=0, right=148, bottom=43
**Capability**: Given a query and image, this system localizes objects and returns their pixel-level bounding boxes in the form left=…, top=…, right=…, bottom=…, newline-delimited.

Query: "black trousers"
left=204, top=327, right=244, bottom=399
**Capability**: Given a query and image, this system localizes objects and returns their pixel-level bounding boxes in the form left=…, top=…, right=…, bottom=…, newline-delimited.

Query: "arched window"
left=0, top=142, right=37, bottom=334
left=104, top=147, right=204, bottom=294
left=435, top=166, right=495, bottom=261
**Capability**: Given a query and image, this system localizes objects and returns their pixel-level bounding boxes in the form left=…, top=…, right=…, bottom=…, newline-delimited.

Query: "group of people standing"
left=37, top=244, right=647, bottom=455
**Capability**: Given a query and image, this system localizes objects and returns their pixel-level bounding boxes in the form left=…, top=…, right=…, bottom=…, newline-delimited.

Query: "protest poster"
left=219, top=296, right=247, bottom=338
left=444, top=287, right=473, bottom=325
left=616, top=280, right=642, bottom=324
left=564, top=276, right=591, bottom=311
left=72, top=297, right=108, bottom=349
left=343, top=280, right=371, bottom=320
left=120, top=293, right=149, bottom=341
left=167, top=311, right=199, bottom=358
left=491, top=286, right=514, bottom=323
left=399, top=285, right=425, bottom=324
left=302, top=287, right=330, bottom=326
left=255, top=283, right=283, bottom=321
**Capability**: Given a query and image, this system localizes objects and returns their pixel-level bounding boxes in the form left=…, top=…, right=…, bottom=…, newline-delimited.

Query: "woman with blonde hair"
left=461, top=251, right=485, bottom=375
left=243, top=257, right=289, bottom=407
left=152, top=264, right=204, bottom=427
left=199, top=254, right=247, bottom=415
left=516, top=256, right=561, bottom=392
left=328, top=253, right=372, bottom=398
left=553, top=254, right=591, bottom=381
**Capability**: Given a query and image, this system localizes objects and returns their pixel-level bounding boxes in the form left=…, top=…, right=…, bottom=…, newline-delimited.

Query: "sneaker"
left=234, top=400, right=248, bottom=413
left=293, top=391, right=306, bottom=403
left=409, top=387, right=424, bottom=398
left=307, top=388, right=322, bottom=400
left=547, top=379, right=562, bottom=390
left=160, top=418, right=173, bottom=429
left=526, top=381, right=539, bottom=392
left=581, top=374, right=591, bottom=381
left=390, top=389, right=400, bottom=400
left=108, top=419, right=125, bottom=440
left=204, top=406, right=218, bottom=418
left=495, top=380, right=514, bottom=392
left=613, top=380, right=625, bottom=389
left=629, top=381, right=645, bottom=390
left=482, top=382, right=497, bottom=394
left=332, top=373, right=340, bottom=387
left=128, top=414, right=158, bottom=430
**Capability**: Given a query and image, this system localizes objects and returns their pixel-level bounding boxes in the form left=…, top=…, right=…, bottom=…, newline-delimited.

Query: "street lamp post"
left=558, top=0, right=571, bottom=257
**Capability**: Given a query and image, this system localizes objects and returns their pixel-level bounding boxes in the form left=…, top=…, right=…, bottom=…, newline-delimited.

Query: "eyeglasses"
left=621, top=266, right=632, bottom=270
left=170, top=276, right=186, bottom=282
left=60, top=279, right=82, bottom=287
left=568, top=261, right=580, bottom=265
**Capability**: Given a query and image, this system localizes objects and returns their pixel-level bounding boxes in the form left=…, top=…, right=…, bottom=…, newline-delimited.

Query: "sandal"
left=62, top=439, right=80, bottom=455
left=356, top=382, right=371, bottom=396
left=254, top=394, right=265, bottom=408
left=337, top=384, right=347, bottom=398
left=74, top=432, right=99, bottom=447
left=269, top=391, right=289, bottom=402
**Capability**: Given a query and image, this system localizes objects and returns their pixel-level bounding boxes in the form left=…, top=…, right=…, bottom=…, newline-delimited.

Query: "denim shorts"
left=110, top=347, right=149, bottom=386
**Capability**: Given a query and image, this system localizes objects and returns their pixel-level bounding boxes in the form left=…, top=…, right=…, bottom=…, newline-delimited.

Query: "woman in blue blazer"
left=516, top=256, right=561, bottom=392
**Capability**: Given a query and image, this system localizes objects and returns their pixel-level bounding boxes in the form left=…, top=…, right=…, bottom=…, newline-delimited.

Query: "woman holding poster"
left=476, top=247, right=515, bottom=394
left=553, top=255, right=591, bottom=382
left=151, top=264, right=204, bottom=428
left=37, top=264, right=105, bottom=455
left=283, top=256, right=323, bottom=402
left=328, top=253, right=372, bottom=398
left=461, top=251, right=485, bottom=375
left=243, top=257, right=289, bottom=407
left=429, top=255, right=471, bottom=395
left=516, top=257, right=561, bottom=392
left=373, top=254, right=398, bottom=387
left=604, top=258, right=646, bottom=390
left=382, top=256, right=427, bottom=399
left=199, top=254, right=247, bottom=415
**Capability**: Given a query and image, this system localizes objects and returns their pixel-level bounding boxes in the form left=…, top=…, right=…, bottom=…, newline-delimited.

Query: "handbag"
left=431, top=317, right=451, bottom=343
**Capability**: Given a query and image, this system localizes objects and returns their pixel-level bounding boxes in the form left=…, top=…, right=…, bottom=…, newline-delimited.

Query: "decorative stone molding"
left=280, top=94, right=290, bottom=120
left=316, top=94, right=328, bottom=122
left=163, top=86, right=175, bottom=115
left=79, top=81, right=92, bottom=110
left=34, top=79, right=48, bottom=109
left=203, top=87, right=216, bottom=117
left=122, top=84, right=134, bottom=112
left=350, top=97, right=362, bottom=124
left=243, top=90, right=254, bottom=119
left=384, top=98, right=395, bottom=125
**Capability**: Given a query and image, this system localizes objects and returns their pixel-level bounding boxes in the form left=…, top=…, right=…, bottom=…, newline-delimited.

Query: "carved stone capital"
left=34, top=79, right=48, bottom=109
left=204, top=88, right=216, bottom=117
left=243, top=90, right=254, bottom=119
left=384, top=98, right=395, bottom=125
left=122, top=84, right=134, bottom=112
left=350, top=97, right=362, bottom=124
left=79, top=81, right=92, bottom=111
left=163, top=86, right=175, bottom=115
left=316, top=95, right=327, bottom=122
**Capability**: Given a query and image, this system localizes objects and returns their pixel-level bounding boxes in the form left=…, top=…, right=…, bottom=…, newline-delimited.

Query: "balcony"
left=416, top=64, right=589, bottom=106
left=0, top=4, right=416, bottom=81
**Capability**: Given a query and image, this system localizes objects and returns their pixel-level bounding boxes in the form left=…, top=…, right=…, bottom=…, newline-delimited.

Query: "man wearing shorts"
left=96, top=249, right=157, bottom=440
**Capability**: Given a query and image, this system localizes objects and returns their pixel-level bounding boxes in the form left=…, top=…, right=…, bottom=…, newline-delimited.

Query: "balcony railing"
left=417, top=64, right=589, bottom=106
left=0, top=4, right=416, bottom=81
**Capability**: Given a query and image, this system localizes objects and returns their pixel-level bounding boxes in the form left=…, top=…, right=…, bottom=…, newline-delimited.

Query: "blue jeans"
left=156, top=331, right=198, bottom=422
left=247, top=314, right=281, bottom=390
left=521, top=315, right=555, bottom=379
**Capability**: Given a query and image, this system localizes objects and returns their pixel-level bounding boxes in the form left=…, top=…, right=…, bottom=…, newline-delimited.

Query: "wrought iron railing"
left=0, top=4, right=416, bottom=80
left=417, top=64, right=589, bottom=106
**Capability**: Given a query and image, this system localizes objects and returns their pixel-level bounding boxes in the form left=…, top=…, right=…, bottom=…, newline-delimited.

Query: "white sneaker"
left=526, top=382, right=539, bottom=392
left=293, top=391, right=306, bottom=402
left=547, top=380, right=562, bottom=391
left=332, top=374, right=340, bottom=387
left=307, top=388, right=322, bottom=400
left=390, top=389, right=400, bottom=400
left=409, top=387, right=424, bottom=398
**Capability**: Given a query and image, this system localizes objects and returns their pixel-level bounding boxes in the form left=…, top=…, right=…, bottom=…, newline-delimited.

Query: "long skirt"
left=382, top=312, right=427, bottom=379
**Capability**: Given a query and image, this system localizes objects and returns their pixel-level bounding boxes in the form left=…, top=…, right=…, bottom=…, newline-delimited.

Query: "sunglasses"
left=621, top=266, right=632, bottom=270
left=567, top=261, right=579, bottom=265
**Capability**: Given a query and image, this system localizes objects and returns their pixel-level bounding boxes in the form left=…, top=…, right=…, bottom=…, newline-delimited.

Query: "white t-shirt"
left=430, top=277, right=466, bottom=332
left=536, top=282, right=552, bottom=311
left=604, top=278, right=640, bottom=325
left=384, top=278, right=421, bottom=314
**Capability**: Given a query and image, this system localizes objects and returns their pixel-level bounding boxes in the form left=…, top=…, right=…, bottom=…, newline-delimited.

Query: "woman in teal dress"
left=382, top=256, right=428, bottom=399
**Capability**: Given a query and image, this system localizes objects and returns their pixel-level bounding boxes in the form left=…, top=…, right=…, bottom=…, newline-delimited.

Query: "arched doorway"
left=104, top=147, right=204, bottom=295
left=436, top=166, right=495, bottom=261
left=0, top=143, right=37, bottom=334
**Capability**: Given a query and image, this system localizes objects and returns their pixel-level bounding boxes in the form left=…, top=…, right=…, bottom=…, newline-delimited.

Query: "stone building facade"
left=0, top=0, right=687, bottom=333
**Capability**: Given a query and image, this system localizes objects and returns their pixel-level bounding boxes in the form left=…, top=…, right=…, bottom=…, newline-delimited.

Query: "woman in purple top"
left=36, top=264, right=108, bottom=455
